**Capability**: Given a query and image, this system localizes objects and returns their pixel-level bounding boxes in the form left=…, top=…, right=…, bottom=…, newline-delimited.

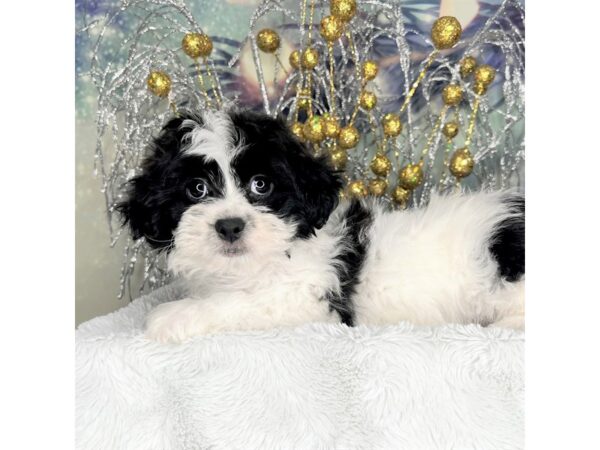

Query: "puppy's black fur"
left=116, top=113, right=219, bottom=249
left=326, top=200, right=372, bottom=326
left=489, top=196, right=525, bottom=281
left=230, top=110, right=342, bottom=238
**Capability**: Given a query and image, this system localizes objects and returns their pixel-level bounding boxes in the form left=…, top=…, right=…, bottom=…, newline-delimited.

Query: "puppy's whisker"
left=144, top=235, right=174, bottom=246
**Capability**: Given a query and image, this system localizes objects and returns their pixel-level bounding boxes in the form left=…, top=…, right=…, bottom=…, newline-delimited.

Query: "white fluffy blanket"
left=76, top=282, right=524, bottom=450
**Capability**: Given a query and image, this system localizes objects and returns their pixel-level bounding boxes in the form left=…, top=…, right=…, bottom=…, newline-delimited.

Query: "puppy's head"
left=117, top=109, right=342, bottom=283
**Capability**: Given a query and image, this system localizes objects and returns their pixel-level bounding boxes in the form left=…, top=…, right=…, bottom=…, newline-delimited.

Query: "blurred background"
left=75, top=0, right=522, bottom=325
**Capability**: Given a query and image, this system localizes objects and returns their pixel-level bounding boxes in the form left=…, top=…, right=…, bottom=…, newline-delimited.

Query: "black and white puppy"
left=118, top=108, right=524, bottom=343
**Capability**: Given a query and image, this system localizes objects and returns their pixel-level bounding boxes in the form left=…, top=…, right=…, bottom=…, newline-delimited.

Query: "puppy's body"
left=351, top=193, right=524, bottom=328
left=119, top=109, right=524, bottom=343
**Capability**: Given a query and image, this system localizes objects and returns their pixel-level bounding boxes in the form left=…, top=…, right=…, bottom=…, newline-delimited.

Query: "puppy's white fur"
left=145, top=111, right=524, bottom=343
left=352, top=193, right=524, bottom=328
left=182, top=110, right=241, bottom=194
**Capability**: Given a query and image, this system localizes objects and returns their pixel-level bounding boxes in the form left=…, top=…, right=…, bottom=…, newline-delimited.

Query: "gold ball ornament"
left=368, top=179, right=388, bottom=197
left=359, top=90, right=377, bottom=110
left=303, top=116, right=325, bottom=143
left=431, top=16, right=462, bottom=50
left=474, top=64, right=496, bottom=86
left=459, top=56, right=477, bottom=78
left=391, top=185, right=411, bottom=206
left=320, top=15, right=344, bottom=42
left=182, top=33, right=213, bottom=59
left=369, top=153, right=392, bottom=177
left=449, top=147, right=474, bottom=179
left=296, top=88, right=311, bottom=109
left=347, top=180, right=368, bottom=198
left=399, top=163, right=424, bottom=190
left=322, top=115, right=341, bottom=139
left=442, top=121, right=459, bottom=139
left=361, top=60, right=378, bottom=81
left=147, top=71, right=171, bottom=97
left=329, top=148, right=348, bottom=168
left=473, top=81, right=487, bottom=96
left=290, top=122, right=305, bottom=141
left=330, top=0, right=357, bottom=23
left=301, top=47, right=319, bottom=70
left=382, top=113, right=402, bottom=137
left=338, top=125, right=360, bottom=149
left=256, top=28, right=280, bottom=53
left=289, top=50, right=301, bottom=70
left=442, top=84, right=463, bottom=106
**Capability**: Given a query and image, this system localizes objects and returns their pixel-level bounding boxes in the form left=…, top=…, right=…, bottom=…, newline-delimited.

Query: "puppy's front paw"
left=145, top=299, right=208, bottom=344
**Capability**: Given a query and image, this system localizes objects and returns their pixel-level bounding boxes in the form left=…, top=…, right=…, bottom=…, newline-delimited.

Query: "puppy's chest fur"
left=179, top=218, right=347, bottom=329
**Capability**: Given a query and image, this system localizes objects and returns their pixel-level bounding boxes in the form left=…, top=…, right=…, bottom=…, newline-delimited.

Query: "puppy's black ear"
left=116, top=114, right=199, bottom=249
left=266, top=118, right=342, bottom=237
left=288, top=149, right=343, bottom=237
left=264, top=117, right=343, bottom=237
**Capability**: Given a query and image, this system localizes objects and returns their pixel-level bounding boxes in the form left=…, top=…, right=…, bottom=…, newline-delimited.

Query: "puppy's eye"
left=249, top=175, right=274, bottom=196
left=186, top=178, right=210, bottom=201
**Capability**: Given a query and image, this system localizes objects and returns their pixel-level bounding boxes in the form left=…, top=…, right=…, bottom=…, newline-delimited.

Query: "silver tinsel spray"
left=80, top=0, right=525, bottom=299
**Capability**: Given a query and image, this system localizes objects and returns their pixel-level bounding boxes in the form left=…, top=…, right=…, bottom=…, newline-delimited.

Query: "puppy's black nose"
left=215, top=217, right=246, bottom=243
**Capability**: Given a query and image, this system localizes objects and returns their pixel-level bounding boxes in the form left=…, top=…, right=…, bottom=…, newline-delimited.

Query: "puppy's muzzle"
left=215, top=217, right=246, bottom=243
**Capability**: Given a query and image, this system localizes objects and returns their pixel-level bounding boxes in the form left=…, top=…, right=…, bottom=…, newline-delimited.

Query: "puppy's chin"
left=219, top=237, right=258, bottom=257
left=220, top=244, right=247, bottom=257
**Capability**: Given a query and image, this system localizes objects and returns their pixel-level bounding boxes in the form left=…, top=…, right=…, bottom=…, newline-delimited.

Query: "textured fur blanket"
left=76, top=282, right=524, bottom=450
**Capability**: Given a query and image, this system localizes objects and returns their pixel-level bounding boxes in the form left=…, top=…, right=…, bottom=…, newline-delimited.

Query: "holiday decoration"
left=449, top=147, right=475, bottom=179
left=361, top=60, right=378, bottom=81
left=322, top=115, right=341, bottom=139
left=296, top=88, right=311, bottom=109
left=399, top=163, right=424, bottom=190
left=181, top=32, right=221, bottom=109
left=330, top=148, right=348, bottom=169
left=459, top=56, right=477, bottom=78
left=256, top=28, right=281, bottom=53
left=338, top=125, right=360, bottom=149
left=474, top=64, right=496, bottom=86
left=303, top=116, right=325, bottom=143
left=330, top=0, right=357, bottom=22
left=473, top=81, right=487, bottom=96
left=391, top=186, right=411, bottom=207
left=301, top=47, right=319, bottom=70
left=431, top=16, right=462, bottom=50
left=146, top=71, right=171, bottom=97
left=368, top=179, right=388, bottom=197
left=359, top=91, right=377, bottom=111
left=442, top=122, right=459, bottom=139
left=370, top=153, right=392, bottom=177
left=442, top=85, right=463, bottom=106
left=81, top=0, right=525, bottom=297
left=320, top=15, right=344, bottom=42
left=382, top=113, right=402, bottom=138
left=347, top=179, right=368, bottom=198
left=182, top=33, right=213, bottom=59
left=289, top=50, right=301, bottom=70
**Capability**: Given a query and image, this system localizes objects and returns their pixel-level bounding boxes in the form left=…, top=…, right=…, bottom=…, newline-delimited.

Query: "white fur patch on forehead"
left=181, top=110, right=244, bottom=193
left=181, top=110, right=242, bottom=166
